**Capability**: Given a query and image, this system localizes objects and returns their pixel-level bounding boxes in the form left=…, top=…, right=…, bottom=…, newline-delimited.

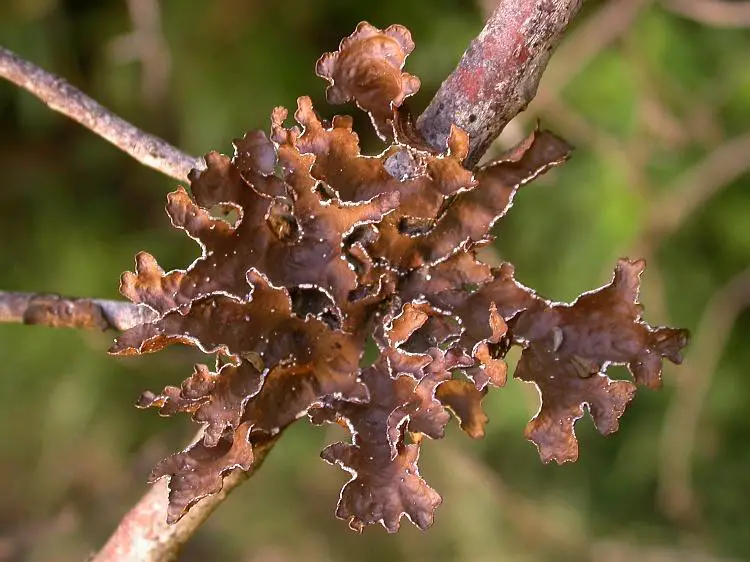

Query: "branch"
left=657, top=268, right=750, bottom=524
left=663, top=0, right=750, bottom=28
left=107, top=0, right=172, bottom=107
left=648, top=131, right=750, bottom=240
left=0, top=46, right=202, bottom=182
left=417, top=0, right=582, bottom=167
left=92, top=433, right=280, bottom=562
left=0, top=290, right=155, bottom=331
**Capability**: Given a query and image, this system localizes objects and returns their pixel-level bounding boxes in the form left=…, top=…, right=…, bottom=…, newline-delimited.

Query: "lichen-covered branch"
left=0, top=46, right=202, bottom=182
left=3, top=3, right=591, bottom=561
left=0, top=290, right=155, bottom=331
left=417, top=0, right=582, bottom=167
left=92, top=433, right=279, bottom=562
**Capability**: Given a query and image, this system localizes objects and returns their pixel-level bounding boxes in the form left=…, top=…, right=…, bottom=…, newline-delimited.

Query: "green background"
left=1, top=0, right=749, bottom=560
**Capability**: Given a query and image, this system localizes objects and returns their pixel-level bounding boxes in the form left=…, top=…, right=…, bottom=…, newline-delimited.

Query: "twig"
left=0, top=46, right=202, bottom=182
left=0, top=290, right=156, bottom=331
left=417, top=0, right=582, bottom=167
left=92, top=433, right=280, bottom=562
left=663, top=0, right=750, bottom=28
left=657, top=268, right=750, bottom=524
left=440, top=443, right=585, bottom=555
left=107, top=0, right=172, bottom=107
left=648, top=131, right=750, bottom=240
left=534, top=0, right=651, bottom=98
left=532, top=94, right=650, bottom=192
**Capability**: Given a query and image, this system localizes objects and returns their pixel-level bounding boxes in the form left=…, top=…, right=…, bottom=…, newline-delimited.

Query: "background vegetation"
left=1, top=0, right=748, bottom=560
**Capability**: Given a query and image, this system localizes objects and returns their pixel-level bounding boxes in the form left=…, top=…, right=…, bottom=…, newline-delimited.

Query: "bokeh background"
left=1, top=0, right=749, bottom=560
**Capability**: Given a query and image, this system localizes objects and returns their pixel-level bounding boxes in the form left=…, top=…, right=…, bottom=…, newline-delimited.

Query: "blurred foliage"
left=0, top=0, right=748, bottom=560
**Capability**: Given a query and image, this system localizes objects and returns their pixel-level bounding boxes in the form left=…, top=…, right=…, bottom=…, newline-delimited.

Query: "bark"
left=417, top=0, right=582, bottom=167
left=0, top=291, right=155, bottom=331
left=92, top=434, right=279, bottom=562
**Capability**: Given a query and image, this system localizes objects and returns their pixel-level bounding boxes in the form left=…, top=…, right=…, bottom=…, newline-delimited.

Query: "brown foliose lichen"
left=111, top=22, right=689, bottom=532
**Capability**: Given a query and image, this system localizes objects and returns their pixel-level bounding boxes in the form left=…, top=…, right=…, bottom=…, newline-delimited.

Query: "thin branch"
left=657, top=268, right=750, bottom=524
left=534, top=0, right=650, bottom=101
left=663, top=0, right=750, bottom=28
left=417, top=0, right=582, bottom=167
left=440, top=443, right=727, bottom=562
left=92, top=433, right=280, bottom=562
left=107, top=0, right=172, bottom=107
left=0, top=290, right=156, bottom=331
left=0, top=46, right=202, bottom=182
left=648, top=131, right=750, bottom=240
left=440, top=442, right=585, bottom=555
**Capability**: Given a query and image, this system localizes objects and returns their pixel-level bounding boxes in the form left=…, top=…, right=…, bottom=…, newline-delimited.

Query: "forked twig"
left=107, top=0, right=172, bottom=107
